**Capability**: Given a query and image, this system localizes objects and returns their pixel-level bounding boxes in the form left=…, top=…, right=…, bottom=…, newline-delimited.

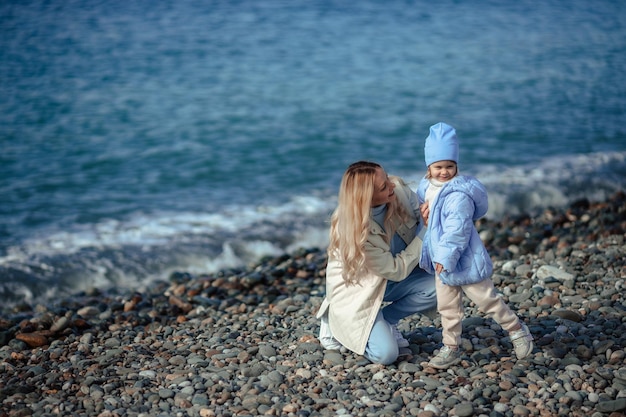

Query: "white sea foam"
left=0, top=195, right=335, bottom=266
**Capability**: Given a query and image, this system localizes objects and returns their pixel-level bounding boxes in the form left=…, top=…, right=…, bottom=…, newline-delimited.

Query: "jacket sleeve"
left=408, top=183, right=427, bottom=236
left=364, top=233, right=423, bottom=282
left=434, top=192, right=475, bottom=272
left=408, top=184, right=421, bottom=217
left=417, top=178, right=428, bottom=205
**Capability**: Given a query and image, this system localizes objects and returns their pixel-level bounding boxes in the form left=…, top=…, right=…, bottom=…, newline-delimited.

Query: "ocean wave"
left=1, top=151, right=625, bottom=308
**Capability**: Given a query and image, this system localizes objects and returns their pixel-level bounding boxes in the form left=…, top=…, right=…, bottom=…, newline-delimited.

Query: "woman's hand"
left=420, top=201, right=430, bottom=226
left=435, top=262, right=444, bottom=274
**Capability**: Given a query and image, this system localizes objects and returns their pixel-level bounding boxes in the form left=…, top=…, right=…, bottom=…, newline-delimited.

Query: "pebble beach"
left=1, top=192, right=625, bottom=417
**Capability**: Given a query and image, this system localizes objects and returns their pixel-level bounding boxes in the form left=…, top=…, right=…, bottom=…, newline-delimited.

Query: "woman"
left=316, top=161, right=436, bottom=365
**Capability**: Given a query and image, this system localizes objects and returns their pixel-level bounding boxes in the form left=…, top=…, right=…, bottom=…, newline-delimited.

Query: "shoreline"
left=1, top=192, right=625, bottom=416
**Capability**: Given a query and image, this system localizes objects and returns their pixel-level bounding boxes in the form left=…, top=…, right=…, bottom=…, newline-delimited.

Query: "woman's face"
left=371, top=167, right=396, bottom=206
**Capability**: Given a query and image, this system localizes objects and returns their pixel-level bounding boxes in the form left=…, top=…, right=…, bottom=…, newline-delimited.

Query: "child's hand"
left=420, top=201, right=430, bottom=226
left=435, top=262, right=444, bottom=274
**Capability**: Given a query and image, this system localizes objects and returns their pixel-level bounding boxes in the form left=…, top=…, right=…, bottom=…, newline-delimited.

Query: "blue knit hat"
left=424, top=122, right=459, bottom=167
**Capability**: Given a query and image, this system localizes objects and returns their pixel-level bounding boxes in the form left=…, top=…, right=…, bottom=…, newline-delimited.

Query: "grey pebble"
left=454, top=402, right=474, bottom=417
left=259, top=370, right=284, bottom=388
left=158, top=388, right=175, bottom=399
left=597, top=397, right=626, bottom=413
left=258, top=344, right=277, bottom=358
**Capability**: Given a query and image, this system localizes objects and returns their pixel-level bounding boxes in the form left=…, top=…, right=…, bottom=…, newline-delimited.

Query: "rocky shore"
left=1, top=192, right=625, bottom=417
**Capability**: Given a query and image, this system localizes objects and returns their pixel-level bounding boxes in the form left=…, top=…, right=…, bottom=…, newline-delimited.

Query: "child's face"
left=428, top=160, right=457, bottom=182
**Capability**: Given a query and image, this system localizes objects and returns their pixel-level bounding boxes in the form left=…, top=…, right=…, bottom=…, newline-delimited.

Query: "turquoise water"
left=1, top=0, right=625, bottom=307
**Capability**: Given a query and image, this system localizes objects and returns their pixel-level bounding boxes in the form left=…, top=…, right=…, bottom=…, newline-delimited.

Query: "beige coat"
left=316, top=178, right=425, bottom=355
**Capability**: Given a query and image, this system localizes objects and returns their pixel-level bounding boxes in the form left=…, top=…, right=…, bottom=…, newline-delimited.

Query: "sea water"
left=1, top=0, right=625, bottom=307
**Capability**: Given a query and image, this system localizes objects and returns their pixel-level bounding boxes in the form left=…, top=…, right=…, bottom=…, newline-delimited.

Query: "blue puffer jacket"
left=416, top=175, right=492, bottom=286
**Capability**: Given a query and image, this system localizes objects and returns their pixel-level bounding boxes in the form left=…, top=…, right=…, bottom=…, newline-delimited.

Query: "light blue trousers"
left=364, top=268, right=436, bottom=364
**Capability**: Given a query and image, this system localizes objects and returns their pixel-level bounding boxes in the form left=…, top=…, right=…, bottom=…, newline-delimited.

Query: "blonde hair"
left=328, top=161, right=409, bottom=285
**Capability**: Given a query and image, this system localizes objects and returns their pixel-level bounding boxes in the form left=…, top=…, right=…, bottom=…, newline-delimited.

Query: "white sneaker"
left=428, top=345, right=461, bottom=369
left=319, top=314, right=342, bottom=350
left=391, top=324, right=409, bottom=348
left=510, top=323, right=534, bottom=359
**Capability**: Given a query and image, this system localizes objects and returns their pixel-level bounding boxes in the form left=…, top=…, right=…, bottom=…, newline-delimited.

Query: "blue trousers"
left=364, top=268, right=436, bottom=365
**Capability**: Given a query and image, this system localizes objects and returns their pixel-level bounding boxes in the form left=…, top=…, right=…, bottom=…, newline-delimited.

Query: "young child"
left=417, top=122, right=534, bottom=369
